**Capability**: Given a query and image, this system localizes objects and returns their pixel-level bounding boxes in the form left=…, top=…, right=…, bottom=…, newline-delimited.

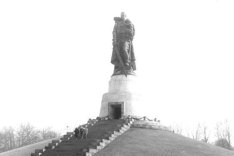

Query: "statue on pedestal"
left=111, top=12, right=136, bottom=76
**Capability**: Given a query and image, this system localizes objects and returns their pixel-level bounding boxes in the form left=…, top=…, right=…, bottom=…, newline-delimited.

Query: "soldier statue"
left=111, top=12, right=136, bottom=76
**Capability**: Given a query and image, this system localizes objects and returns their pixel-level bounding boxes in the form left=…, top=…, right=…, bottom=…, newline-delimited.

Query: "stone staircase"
left=31, top=118, right=134, bottom=156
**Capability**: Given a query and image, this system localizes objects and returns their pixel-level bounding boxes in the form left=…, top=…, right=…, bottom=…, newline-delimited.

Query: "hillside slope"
left=95, top=128, right=234, bottom=156
left=0, top=138, right=58, bottom=156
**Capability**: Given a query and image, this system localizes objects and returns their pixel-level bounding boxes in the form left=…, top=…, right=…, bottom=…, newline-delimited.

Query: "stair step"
left=40, top=119, right=127, bottom=156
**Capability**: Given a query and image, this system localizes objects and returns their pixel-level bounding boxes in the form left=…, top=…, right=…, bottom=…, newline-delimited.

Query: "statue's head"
left=121, top=12, right=126, bottom=20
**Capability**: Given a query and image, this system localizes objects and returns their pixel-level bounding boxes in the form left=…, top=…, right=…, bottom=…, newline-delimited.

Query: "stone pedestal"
left=99, top=75, right=141, bottom=118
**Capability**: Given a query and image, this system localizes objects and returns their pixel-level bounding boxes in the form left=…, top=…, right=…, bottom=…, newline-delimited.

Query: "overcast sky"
left=0, top=0, right=234, bottom=139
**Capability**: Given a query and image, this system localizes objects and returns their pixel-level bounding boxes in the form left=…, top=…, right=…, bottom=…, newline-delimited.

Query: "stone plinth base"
left=99, top=75, right=140, bottom=118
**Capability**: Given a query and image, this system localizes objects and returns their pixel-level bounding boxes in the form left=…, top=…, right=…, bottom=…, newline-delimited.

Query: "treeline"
left=170, top=120, right=233, bottom=150
left=0, top=123, right=60, bottom=153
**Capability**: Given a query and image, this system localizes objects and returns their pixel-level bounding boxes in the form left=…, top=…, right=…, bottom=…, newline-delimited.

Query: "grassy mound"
left=95, top=128, right=234, bottom=156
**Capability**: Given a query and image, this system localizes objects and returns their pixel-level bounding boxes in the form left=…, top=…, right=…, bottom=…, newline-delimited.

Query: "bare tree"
left=39, top=128, right=59, bottom=140
left=0, top=127, right=16, bottom=152
left=191, top=124, right=201, bottom=141
left=16, top=123, right=40, bottom=147
left=0, top=124, right=60, bottom=153
left=215, top=138, right=231, bottom=150
left=0, top=132, right=5, bottom=152
left=201, top=125, right=209, bottom=143
left=186, top=123, right=210, bottom=143
left=215, top=120, right=232, bottom=150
